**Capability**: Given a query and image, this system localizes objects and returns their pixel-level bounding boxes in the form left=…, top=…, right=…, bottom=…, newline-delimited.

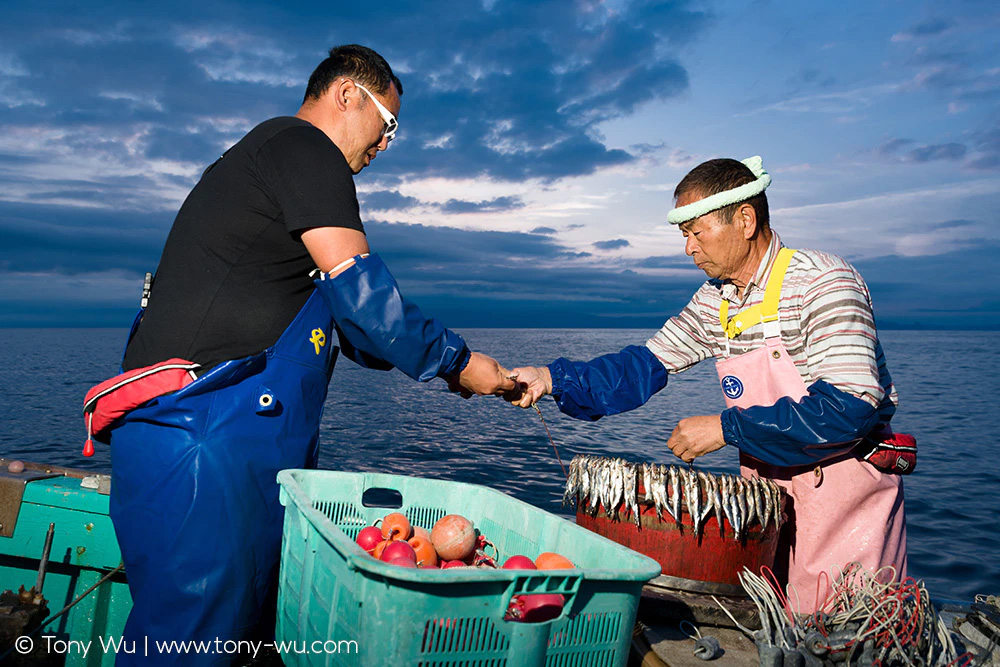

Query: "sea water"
left=1, top=327, right=997, bottom=600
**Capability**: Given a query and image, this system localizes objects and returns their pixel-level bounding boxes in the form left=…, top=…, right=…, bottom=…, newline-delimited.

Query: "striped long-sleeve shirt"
left=645, top=231, right=897, bottom=424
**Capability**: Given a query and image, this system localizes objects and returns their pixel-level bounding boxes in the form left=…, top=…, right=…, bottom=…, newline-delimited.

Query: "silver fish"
left=587, top=460, right=602, bottom=516
left=760, top=477, right=773, bottom=532
left=623, top=463, right=640, bottom=527
left=668, top=466, right=682, bottom=527
left=698, top=472, right=715, bottom=525
left=658, top=466, right=670, bottom=523
left=600, top=460, right=613, bottom=517
left=770, top=480, right=783, bottom=530
left=720, top=475, right=735, bottom=536
left=727, top=477, right=739, bottom=540
left=710, top=474, right=725, bottom=536
left=563, top=456, right=580, bottom=507
left=610, top=459, right=625, bottom=521
left=751, top=478, right=764, bottom=529
left=599, top=460, right=611, bottom=519
left=641, top=463, right=652, bottom=505
left=728, top=480, right=741, bottom=541
left=735, top=479, right=748, bottom=540
left=745, top=478, right=757, bottom=527
left=579, top=456, right=591, bottom=506
left=693, top=472, right=704, bottom=536
left=649, top=465, right=665, bottom=521
left=682, top=469, right=697, bottom=534
left=660, top=466, right=676, bottom=524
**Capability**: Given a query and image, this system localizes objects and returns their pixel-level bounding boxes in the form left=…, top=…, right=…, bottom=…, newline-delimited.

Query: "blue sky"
left=1, top=0, right=998, bottom=329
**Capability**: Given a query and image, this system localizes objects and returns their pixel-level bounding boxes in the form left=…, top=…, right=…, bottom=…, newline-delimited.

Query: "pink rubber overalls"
left=715, top=248, right=907, bottom=613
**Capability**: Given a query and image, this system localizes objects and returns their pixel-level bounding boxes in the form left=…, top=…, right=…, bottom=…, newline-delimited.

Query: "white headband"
left=666, top=156, right=771, bottom=225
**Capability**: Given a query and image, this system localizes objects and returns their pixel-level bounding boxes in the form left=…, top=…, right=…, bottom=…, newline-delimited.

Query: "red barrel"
left=575, top=482, right=786, bottom=590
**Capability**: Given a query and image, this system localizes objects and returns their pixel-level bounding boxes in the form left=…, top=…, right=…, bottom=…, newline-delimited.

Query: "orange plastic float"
left=430, top=515, right=476, bottom=561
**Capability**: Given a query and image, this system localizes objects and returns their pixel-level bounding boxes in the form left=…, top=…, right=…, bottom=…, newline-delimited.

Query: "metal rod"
left=0, top=563, right=125, bottom=664
left=34, top=523, right=55, bottom=594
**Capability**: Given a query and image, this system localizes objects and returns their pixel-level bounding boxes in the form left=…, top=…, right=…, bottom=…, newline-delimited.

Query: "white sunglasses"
left=353, top=81, right=398, bottom=142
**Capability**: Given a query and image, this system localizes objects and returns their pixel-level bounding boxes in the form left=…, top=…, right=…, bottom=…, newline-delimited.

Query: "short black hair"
left=674, top=158, right=769, bottom=229
left=303, top=44, right=403, bottom=103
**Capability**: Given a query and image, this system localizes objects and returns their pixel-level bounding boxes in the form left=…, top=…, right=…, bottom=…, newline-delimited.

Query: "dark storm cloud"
left=439, top=196, right=524, bottom=214
left=356, top=221, right=703, bottom=327
left=0, top=0, right=707, bottom=188
left=1, top=215, right=707, bottom=327
left=854, top=243, right=1000, bottom=330
left=0, top=200, right=169, bottom=275
left=593, top=239, right=630, bottom=250
left=0, top=1, right=712, bottom=326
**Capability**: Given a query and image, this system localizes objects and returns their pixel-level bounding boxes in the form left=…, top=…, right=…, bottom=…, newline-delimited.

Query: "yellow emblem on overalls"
left=309, top=328, right=326, bottom=355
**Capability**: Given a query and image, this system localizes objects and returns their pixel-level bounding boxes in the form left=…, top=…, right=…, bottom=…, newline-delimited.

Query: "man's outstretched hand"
left=447, top=352, right=518, bottom=398
left=503, top=365, right=552, bottom=408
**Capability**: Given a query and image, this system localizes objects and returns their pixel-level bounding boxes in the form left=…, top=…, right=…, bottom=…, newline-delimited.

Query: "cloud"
left=739, top=82, right=903, bottom=116
left=785, top=67, right=838, bottom=91
left=876, top=138, right=913, bottom=155
left=439, top=195, right=525, bottom=214
left=967, top=124, right=1000, bottom=170
left=854, top=243, right=1000, bottom=329
left=891, top=17, right=952, bottom=42
left=907, top=142, right=967, bottom=162
left=361, top=189, right=421, bottom=211
left=0, top=0, right=710, bottom=217
left=928, top=219, right=975, bottom=230
left=593, top=238, right=630, bottom=250
left=876, top=137, right=967, bottom=163
left=530, top=226, right=557, bottom=235
left=634, top=255, right=693, bottom=269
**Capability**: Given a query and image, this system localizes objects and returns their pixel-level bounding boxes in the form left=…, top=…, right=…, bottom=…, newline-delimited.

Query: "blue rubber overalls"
left=109, top=287, right=336, bottom=664
left=109, top=254, right=468, bottom=665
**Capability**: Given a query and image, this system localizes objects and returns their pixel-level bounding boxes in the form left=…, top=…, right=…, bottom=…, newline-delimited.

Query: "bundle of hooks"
left=714, top=563, right=974, bottom=666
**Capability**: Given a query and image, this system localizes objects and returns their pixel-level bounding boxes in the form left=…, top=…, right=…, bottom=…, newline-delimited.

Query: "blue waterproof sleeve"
left=316, top=254, right=471, bottom=382
left=547, top=345, right=669, bottom=421
left=335, top=325, right=394, bottom=371
left=720, top=379, right=880, bottom=467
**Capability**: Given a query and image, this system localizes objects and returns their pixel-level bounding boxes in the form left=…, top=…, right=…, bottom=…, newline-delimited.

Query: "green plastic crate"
left=276, top=469, right=661, bottom=667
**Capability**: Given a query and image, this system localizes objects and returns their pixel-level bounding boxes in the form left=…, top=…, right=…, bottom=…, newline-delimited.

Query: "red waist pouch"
left=856, top=427, right=917, bottom=475
left=82, top=359, right=200, bottom=456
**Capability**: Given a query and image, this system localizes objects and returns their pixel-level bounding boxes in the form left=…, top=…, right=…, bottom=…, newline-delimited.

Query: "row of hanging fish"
left=564, top=454, right=783, bottom=541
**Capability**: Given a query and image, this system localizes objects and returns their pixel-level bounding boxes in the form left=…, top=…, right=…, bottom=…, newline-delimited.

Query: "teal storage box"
left=276, top=469, right=661, bottom=666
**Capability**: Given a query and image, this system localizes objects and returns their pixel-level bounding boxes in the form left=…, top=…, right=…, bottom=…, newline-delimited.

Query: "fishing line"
left=506, top=373, right=567, bottom=478
left=534, top=404, right=567, bottom=478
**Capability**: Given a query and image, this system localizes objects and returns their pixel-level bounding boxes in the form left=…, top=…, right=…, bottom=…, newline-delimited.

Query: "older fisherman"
left=507, top=157, right=907, bottom=612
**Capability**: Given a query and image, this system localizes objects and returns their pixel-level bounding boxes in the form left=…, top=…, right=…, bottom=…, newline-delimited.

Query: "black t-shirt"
left=122, top=117, right=364, bottom=371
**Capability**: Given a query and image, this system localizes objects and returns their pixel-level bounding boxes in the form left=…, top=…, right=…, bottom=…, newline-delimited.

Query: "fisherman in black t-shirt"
left=107, top=45, right=516, bottom=665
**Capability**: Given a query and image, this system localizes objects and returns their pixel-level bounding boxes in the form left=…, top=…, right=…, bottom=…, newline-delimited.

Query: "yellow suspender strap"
left=719, top=248, right=797, bottom=339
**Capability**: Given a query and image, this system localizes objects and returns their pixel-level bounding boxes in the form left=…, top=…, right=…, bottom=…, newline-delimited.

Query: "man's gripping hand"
left=503, top=366, right=552, bottom=408
left=447, top=352, right=517, bottom=398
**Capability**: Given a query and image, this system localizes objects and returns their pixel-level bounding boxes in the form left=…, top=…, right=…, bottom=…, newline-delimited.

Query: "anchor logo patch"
left=309, top=328, right=326, bottom=355
left=721, top=375, right=744, bottom=400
